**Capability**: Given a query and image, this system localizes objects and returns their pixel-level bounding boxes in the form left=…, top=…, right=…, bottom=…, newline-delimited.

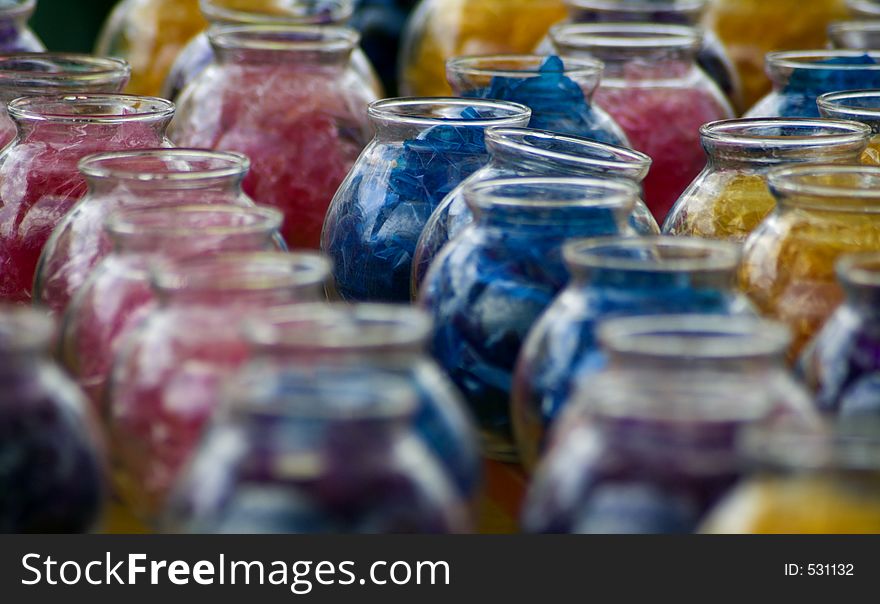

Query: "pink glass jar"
left=59, top=204, right=283, bottom=415
left=0, top=94, right=174, bottom=303
left=107, top=252, right=330, bottom=524
left=551, top=23, right=734, bottom=224
left=35, top=149, right=256, bottom=316
left=0, top=54, right=131, bottom=148
left=169, top=24, right=376, bottom=249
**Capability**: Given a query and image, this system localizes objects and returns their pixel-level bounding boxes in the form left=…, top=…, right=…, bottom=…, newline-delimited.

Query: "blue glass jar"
left=165, top=370, right=471, bottom=533
left=511, top=237, right=753, bottom=470
left=418, top=176, right=638, bottom=460
left=745, top=51, right=880, bottom=118
left=522, top=315, right=816, bottom=534
left=412, top=127, right=657, bottom=292
left=800, top=253, right=880, bottom=416
left=321, top=97, right=531, bottom=302
left=446, top=55, right=628, bottom=144
left=234, top=303, right=481, bottom=499
left=0, top=0, right=44, bottom=53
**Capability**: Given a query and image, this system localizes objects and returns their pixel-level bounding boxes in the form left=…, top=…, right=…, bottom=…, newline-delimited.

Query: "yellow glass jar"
left=819, top=90, right=880, bottom=165
left=702, top=419, right=880, bottom=534
left=704, top=0, right=850, bottom=112
left=399, top=0, right=568, bottom=97
left=739, top=165, right=880, bottom=358
left=663, top=118, right=871, bottom=241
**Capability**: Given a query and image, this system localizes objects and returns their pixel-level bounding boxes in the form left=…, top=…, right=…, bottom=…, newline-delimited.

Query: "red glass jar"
left=59, top=204, right=284, bottom=415
left=108, top=252, right=330, bottom=524
left=35, top=149, right=256, bottom=316
left=169, top=24, right=376, bottom=249
left=0, top=94, right=174, bottom=303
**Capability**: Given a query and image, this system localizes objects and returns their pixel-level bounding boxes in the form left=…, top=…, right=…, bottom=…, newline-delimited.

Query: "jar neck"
left=447, top=55, right=602, bottom=99
left=474, top=202, right=630, bottom=233
left=566, top=0, right=706, bottom=25
left=201, top=0, right=354, bottom=26
left=14, top=116, right=170, bottom=144
left=210, top=25, right=356, bottom=69
left=767, top=54, right=880, bottom=93
left=574, top=263, right=737, bottom=292
left=0, top=0, right=34, bottom=25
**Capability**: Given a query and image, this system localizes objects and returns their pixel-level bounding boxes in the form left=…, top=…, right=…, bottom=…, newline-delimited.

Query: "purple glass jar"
left=0, top=1, right=44, bottom=55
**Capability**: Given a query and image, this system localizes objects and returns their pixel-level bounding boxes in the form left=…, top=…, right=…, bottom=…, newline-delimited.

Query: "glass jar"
left=0, top=94, right=174, bottom=304
left=446, top=55, right=627, bottom=145
left=107, top=252, right=330, bottom=525
left=702, top=418, right=880, bottom=533
left=0, top=54, right=131, bottom=148
left=746, top=51, right=880, bottom=118
left=818, top=90, right=880, bottom=164
left=828, top=21, right=880, bottom=51
left=848, top=0, right=880, bottom=17
left=95, top=0, right=205, bottom=96
left=704, top=0, right=849, bottom=111
left=0, top=0, right=43, bottom=54
left=412, top=127, right=656, bottom=291
left=0, top=306, right=105, bottom=533
left=740, top=165, right=880, bottom=359
left=230, top=303, right=481, bottom=499
left=664, top=118, right=872, bottom=241
left=164, top=375, right=472, bottom=533
left=321, top=98, right=531, bottom=303
left=522, top=315, right=817, bottom=534
left=800, top=254, right=880, bottom=416
left=163, top=0, right=382, bottom=101
left=399, top=0, right=567, bottom=97
left=552, top=23, right=734, bottom=224
left=35, top=149, right=257, bottom=317
left=511, top=238, right=753, bottom=471
left=560, top=0, right=741, bottom=110
left=59, top=204, right=284, bottom=415
left=418, top=176, right=637, bottom=460
left=170, top=24, right=375, bottom=249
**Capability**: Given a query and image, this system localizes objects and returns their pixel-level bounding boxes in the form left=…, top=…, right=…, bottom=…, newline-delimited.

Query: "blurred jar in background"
left=664, top=118, right=871, bottom=241
left=702, top=418, right=880, bottom=534
left=523, top=315, right=816, bottom=534
left=0, top=0, right=44, bottom=53
left=703, top=0, right=849, bottom=111
left=827, top=20, right=880, bottom=51
left=819, top=90, right=880, bottom=164
left=739, top=165, right=880, bottom=359
left=164, top=374, right=472, bottom=533
left=96, top=0, right=205, bottom=96
left=0, top=306, right=105, bottom=533
left=552, top=23, right=734, bottom=224
left=800, top=253, right=880, bottom=416
left=0, top=54, right=130, bottom=147
left=399, top=0, right=567, bottom=97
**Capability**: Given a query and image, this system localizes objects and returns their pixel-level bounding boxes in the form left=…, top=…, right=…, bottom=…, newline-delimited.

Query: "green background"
left=31, top=0, right=118, bottom=52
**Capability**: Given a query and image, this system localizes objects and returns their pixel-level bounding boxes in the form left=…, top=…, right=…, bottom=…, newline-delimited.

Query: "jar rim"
left=766, top=50, right=880, bottom=72
left=246, top=303, right=432, bottom=352
left=153, top=252, right=330, bottom=296
left=700, top=117, right=872, bottom=149
left=767, top=164, right=880, bottom=210
left=446, top=54, right=604, bottom=80
left=818, top=89, right=880, bottom=119
left=0, top=305, right=53, bottom=355
left=828, top=19, right=880, bottom=37
left=0, top=0, right=35, bottom=19
left=464, top=175, right=639, bottom=214
left=7, top=93, right=175, bottom=124
left=0, top=53, right=131, bottom=88
left=564, top=0, right=706, bottom=11
left=837, top=252, right=880, bottom=288
left=598, top=315, right=792, bottom=360
left=200, top=0, right=354, bottom=25
left=564, top=236, right=741, bottom=273
left=550, top=22, right=703, bottom=52
left=368, top=97, right=531, bottom=129
left=106, top=204, right=282, bottom=240
left=208, top=23, right=359, bottom=53
left=79, top=149, right=250, bottom=183
left=847, top=0, right=880, bottom=17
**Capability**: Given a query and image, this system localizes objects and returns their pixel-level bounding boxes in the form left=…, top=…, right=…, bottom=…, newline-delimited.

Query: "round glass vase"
left=551, top=23, right=734, bottom=224
left=0, top=94, right=174, bottom=303
left=59, top=204, right=284, bottom=417
left=739, top=164, right=880, bottom=359
left=418, top=175, right=638, bottom=461
left=0, top=0, right=44, bottom=54
left=663, top=118, right=872, bottom=241
left=0, top=54, right=131, bottom=148
left=169, top=24, right=376, bottom=249
left=412, top=126, right=656, bottom=292
left=511, top=237, right=753, bottom=471
left=320, top=97, right=531, bottom=303
left=818, top=89, right=880, bottom=165
left=522, top=316, right=817, bottom=534
left=107, top=252, right=330, bottom=526
left=35, top=149, right=258, bottom=316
